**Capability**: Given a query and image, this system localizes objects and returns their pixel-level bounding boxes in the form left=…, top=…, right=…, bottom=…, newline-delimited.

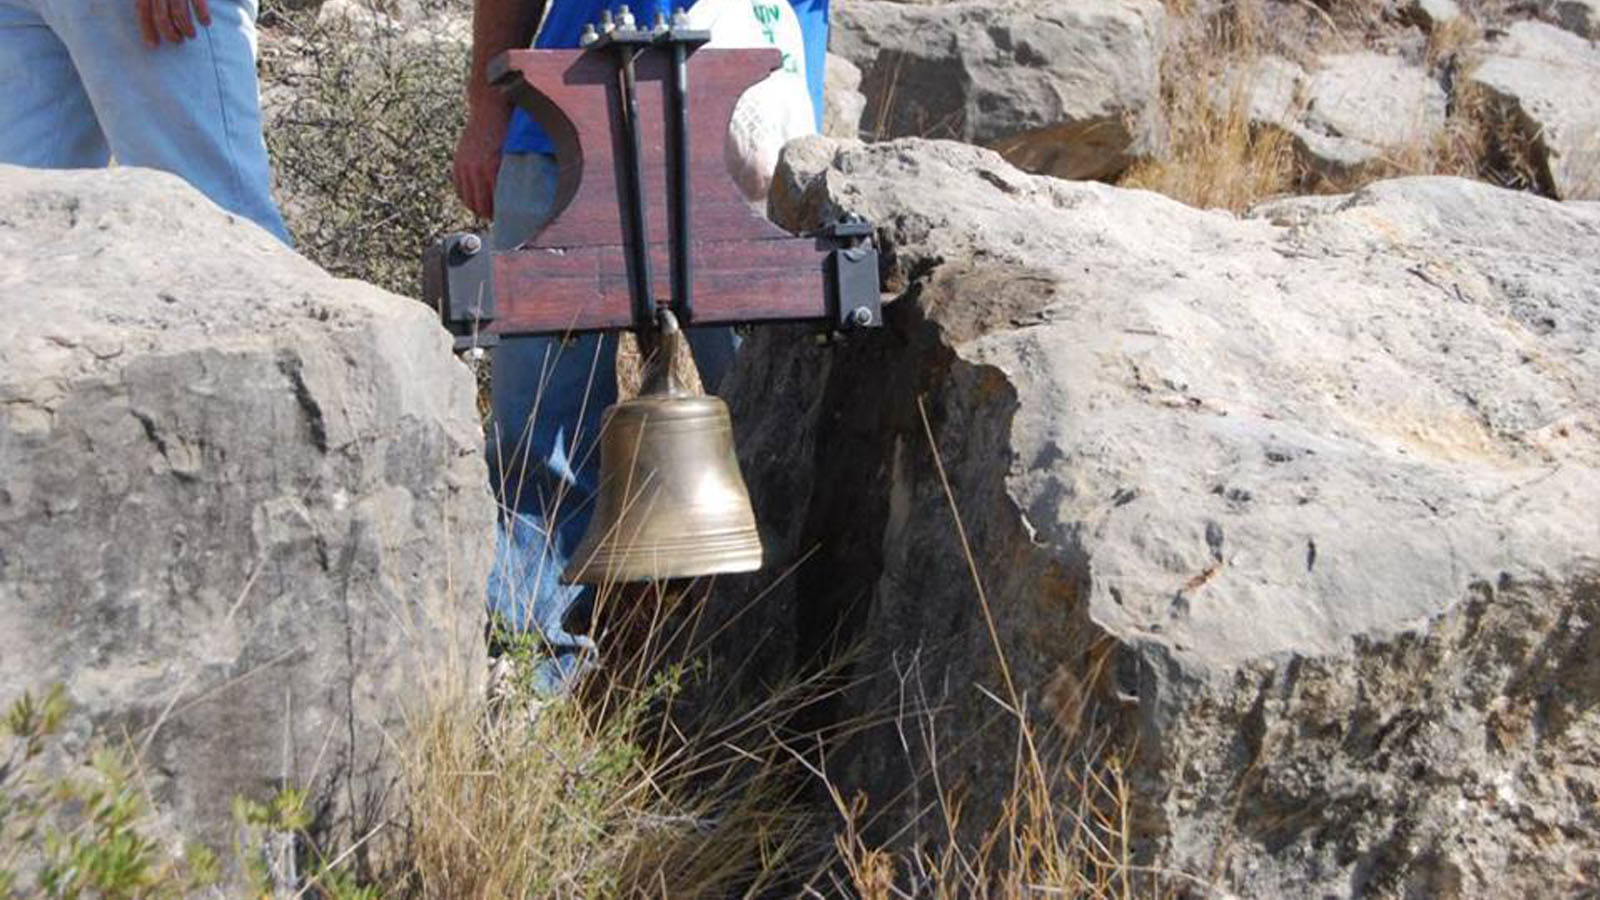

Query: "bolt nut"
left=849, top=306, right=874, bottom=327
left=458, top=233, right=482, bottom=256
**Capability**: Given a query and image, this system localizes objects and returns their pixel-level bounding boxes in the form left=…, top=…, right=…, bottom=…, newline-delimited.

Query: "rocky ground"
left=2, top=0, right=1595, bottom=895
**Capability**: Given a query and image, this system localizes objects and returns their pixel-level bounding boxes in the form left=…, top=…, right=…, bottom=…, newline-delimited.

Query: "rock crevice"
left=726, top=136, right=1600, bottom=895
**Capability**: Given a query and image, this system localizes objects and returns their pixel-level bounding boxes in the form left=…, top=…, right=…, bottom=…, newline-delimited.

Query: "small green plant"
left=235, top=785, right=390, bottom=899
left=1, top=686, right=219, bottom=899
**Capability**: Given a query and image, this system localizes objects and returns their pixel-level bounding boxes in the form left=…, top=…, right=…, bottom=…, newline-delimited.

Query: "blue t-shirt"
left=503, top=0, right=829, bottom=154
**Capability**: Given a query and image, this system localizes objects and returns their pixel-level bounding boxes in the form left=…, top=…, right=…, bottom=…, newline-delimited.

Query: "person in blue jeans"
left=0, top=0, right=289, bottom=243
left=454, top=0, right=828, bottom=692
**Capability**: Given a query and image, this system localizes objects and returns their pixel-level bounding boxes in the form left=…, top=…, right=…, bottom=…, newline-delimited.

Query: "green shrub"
left=0, top=687, right=220, bottom=899
left=261, top=0, right=477, bottom=297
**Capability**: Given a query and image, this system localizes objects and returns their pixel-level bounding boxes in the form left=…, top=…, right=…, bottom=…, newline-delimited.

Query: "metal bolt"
left=849, top=306, right=873, bottom=327
left=458, top=233, right=482, bottom=256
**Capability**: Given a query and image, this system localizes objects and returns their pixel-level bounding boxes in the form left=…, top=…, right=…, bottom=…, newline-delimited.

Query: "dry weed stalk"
left=398, top=577, right=827, bottom=898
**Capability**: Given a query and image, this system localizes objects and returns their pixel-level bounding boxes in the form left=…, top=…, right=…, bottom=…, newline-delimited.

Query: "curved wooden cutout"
left=491, top=46, right=791, bottom=248
left=485, top=46, right=835, bottom=334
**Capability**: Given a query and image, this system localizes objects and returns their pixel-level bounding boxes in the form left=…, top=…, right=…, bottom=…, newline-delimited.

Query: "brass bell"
left=562, top=314, right=763, bottom=584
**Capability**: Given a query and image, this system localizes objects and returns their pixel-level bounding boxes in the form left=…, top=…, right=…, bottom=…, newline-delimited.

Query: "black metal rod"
left=616, top=44, right=656, bottom=327
left=668, top=38, right=693, bottom=323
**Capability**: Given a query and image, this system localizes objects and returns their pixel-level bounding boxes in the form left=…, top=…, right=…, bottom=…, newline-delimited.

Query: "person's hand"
left=454, top=100, right=512, bottom=220
left=136, top=0, right=211, bottom=47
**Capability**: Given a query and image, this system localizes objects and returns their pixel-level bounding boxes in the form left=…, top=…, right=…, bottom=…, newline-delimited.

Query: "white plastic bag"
left=684, top=0, right=815, bottom=203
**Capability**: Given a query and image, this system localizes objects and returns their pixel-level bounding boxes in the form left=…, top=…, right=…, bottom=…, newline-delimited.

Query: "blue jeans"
left=487, top=153, right=736, bottom=691
left=0, top=0, right=288, bottom=243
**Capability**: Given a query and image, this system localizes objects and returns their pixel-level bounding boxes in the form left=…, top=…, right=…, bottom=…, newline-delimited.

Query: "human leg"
left=486, top=152, right=616, bottom=690
left=0, top=0, right=108, bottom=168
left=37, top=0, right=288, bottom=242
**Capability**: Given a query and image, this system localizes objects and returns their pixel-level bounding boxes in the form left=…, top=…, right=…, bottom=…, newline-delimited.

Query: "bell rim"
left=561, top=540, right=765, bottom=585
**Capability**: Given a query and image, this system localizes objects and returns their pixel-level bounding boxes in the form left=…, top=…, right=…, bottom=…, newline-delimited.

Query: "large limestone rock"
left=1469, top=20, right=1600, bottom=200
left=0, top=167, right=493, bottom=857
left=829, top=0, right=1164, bottom=181
left=737, top=137, right=1600, bottom=896
left=1294, top=52, right=1447, bottom=177
left=1218, top=53, right=1447, bottom=181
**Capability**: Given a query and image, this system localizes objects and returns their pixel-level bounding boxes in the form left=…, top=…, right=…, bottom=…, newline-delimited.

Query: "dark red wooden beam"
left=480, top=45, right=833, bottom=336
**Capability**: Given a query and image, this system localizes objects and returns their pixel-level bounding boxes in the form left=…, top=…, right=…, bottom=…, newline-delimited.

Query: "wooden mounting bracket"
left=422, top=40, right=881, bottom=346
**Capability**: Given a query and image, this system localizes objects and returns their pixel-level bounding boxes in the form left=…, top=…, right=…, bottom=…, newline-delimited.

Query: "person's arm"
left=454, top=0, right=546, bottom=219
left=135, top=0, right=211, bottom=47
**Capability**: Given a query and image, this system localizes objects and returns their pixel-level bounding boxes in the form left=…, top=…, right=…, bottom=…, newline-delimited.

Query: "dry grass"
left=398, top=607, right=812, bottom=898
left=1120, top=58, right=1300, bottom=211
left=1121, top=0, right=1299, bottom=210
left=389, top=618, right=1167, bottom=898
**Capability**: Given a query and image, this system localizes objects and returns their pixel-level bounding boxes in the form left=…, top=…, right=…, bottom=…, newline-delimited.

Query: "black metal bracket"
left=585, top=10, right=713, bottom=331
left=420, top=231, right=496, bottom=351
left=819, top=216, right=881, bottom=331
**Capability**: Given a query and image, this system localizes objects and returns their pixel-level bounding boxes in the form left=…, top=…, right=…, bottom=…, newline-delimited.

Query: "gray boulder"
left=823, top=53, right=868, bottom=140
left=1213, top=54, right=1307, bottom=127
left=829, top=0, right=1164, bottom=181
left=0, top=167, right=493, bottom=862
left=1208, top=52, right=1448, bottom=183
left=1403, top=0, right=1462, bottom=30
left=1293, top=53, right=1446, bottom=178
left=1553, top=0, right=1598, bottom=39
left=729, top=136, right=1600, bottom=896
left=1470, top=20, right=1600, bottom=200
